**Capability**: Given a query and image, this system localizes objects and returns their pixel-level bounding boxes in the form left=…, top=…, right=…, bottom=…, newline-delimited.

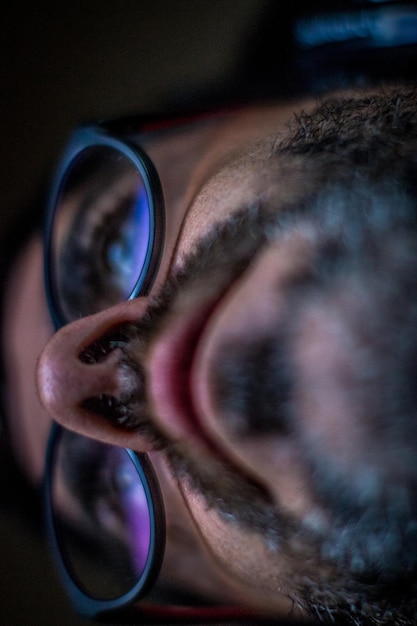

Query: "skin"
left=4, top=88, right=417, bottom=622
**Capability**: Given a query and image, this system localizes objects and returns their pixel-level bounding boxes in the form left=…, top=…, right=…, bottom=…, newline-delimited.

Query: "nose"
left=37, top=298, right=155, bottom=449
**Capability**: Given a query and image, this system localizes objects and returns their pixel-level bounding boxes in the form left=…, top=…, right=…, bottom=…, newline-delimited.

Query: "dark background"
left=0, top=1, right=268, bottom=224
left=0, top=2, right=269, bottom=624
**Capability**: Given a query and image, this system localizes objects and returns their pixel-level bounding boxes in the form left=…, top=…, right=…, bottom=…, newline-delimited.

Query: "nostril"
left=79, top=340, right=125, bottom=364
left=82, top=393, right=138, bottom=428
left=78, top=337, right=147, bottom=431
left=79, top=325, right=135, bottom=364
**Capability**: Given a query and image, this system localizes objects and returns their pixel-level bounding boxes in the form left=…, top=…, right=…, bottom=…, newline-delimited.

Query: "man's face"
left=4, top=89, right=417, bottom=622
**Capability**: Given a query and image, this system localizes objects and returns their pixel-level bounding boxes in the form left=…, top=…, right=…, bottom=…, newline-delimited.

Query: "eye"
left=102, top=184, right=150, bottom=292
left=48, top=427, right=158, bottom=602
left=49, top=144, right=157, bottom=323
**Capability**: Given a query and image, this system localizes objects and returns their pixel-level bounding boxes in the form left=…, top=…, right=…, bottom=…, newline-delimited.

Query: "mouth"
left=146, top=285, right=227, bottom=451
left=145, top=204, right=273, bottom=453
left=145, top=273, right=280, bottom=526
left=143, top=204, right=289, bottom=494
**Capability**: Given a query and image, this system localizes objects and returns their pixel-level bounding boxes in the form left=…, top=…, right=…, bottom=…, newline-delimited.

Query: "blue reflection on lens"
left=107, top=183, right=150, bottom=298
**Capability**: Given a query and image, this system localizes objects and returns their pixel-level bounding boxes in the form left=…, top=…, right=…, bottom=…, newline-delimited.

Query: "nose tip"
left=36, top=299, right=148, bottom=433
left=38, top=333, right=130, bottom=422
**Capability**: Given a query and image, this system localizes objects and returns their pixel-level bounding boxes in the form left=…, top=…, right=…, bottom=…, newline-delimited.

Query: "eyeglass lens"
left=50, top=428, right=153, bottom=601
left=50, top=145, right=153, bottom=322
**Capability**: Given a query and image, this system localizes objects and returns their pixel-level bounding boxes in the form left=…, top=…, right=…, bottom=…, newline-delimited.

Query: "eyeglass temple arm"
left=97, top=602, right=286, bottom=624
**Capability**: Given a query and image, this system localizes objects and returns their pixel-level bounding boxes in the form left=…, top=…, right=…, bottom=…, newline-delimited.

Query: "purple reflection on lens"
left=117, top=455, right=151, bottom=576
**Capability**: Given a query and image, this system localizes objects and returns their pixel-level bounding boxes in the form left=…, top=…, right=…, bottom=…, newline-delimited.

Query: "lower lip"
left=147, top=299, right=216, bottom=444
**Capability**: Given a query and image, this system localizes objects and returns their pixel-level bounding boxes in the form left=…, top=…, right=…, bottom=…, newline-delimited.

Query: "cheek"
left=179, top=482, right=298, bottom=616
left=3, top=236, right=54, bottom=483
left=173, top=165, right=261, bottom=268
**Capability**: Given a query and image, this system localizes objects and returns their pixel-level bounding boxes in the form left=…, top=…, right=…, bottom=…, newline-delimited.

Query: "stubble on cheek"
left=175, top=460, right=304, bottom=616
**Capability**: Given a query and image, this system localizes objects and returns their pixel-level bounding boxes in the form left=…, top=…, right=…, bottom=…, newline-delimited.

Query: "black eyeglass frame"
left=43, top=421, right=166, bottom=621
left=43, top=122, right=165, bottom=331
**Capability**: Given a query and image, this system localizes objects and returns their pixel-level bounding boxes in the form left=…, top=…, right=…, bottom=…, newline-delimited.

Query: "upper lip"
left=146, top=288, right=221, bottom=449
left=145, top=278, right=277, bottom=512
left=145, top=208, right=269, bottom=459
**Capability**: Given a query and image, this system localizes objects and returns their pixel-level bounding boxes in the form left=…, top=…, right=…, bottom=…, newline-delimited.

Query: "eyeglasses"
left=43, top=120, right=165, bottom=328
left=42, top=111, right=266, bottom=623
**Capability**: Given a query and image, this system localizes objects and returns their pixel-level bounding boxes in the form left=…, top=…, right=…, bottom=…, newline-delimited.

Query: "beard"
left=75, top=88, right=417, bottom=622
left=78, top=188, right=417, bottom=624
